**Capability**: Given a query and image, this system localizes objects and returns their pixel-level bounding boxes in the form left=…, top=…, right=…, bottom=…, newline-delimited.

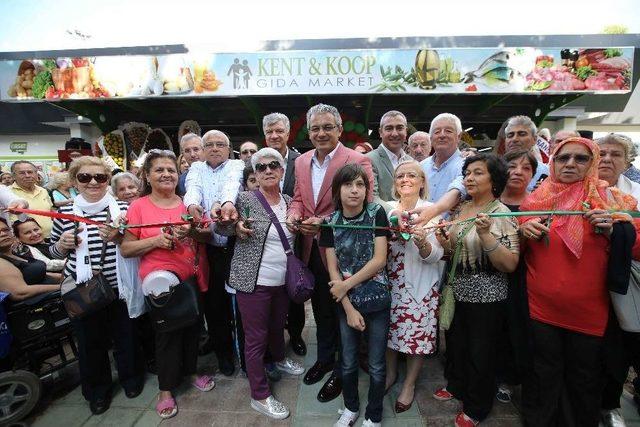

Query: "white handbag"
left=610, top=260, right=640, bottom=332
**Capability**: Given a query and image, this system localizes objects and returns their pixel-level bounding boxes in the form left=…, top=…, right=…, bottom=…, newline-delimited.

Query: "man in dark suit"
left=263, top=112, right=305, bottom=356
left=176, top=133, right=204, bottom=196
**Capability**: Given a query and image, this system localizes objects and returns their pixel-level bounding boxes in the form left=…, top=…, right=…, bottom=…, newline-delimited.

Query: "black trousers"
left=309, top=240, right=341, bottom=374
left=156, top=321, right=200, bottom=391
left=287, top=300, right=305, bottom=340
left=447, top=300, right=503, bottom=422
left=601, top=311, right=640, bottom=410
left=204, top=245, right=234, bottom=361
left=525, top=320, right=604, bottom=427
left=73, top=298, right=144, bottom=402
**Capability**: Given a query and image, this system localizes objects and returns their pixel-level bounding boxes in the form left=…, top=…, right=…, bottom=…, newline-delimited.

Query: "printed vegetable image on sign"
left=415, top=49, right=440, bottom=90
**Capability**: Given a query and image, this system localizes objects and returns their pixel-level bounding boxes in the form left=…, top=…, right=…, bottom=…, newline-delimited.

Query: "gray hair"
left=250, top=147, right=285, bottom=171
left=263, top=112, right=290, bottom=133
left=505, top=115, right=537, bottom=137
left=47, top=172, right=70, bottom=191
left=596, top=133, right=636, bottom=163
left=110, top=172, right=141, bottom=194
left=306, top=103, right=342, bottom=129
left=429, top=113, right=462, bottom=135
left=379, top=110, right=407, bottom=128
left=408, top=131, right=430, bottom=144
left=202, top=130, right=230, bottom=146
left=179, top=133, right=203, bottom=151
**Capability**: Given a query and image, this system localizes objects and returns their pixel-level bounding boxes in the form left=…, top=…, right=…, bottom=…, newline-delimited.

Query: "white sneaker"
left=334, top=408, right=360, bottom=427
left=601, top=409, right=627, bottom=427
left=250, top=396, right=290, bottom=420
left=362, top=419, right=381, bottom=427
left=275, top=357, right=305, bottom=375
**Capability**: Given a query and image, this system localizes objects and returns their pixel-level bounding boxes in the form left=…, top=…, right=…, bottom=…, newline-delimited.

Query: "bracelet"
left=482, top=241, right=501, bottom=253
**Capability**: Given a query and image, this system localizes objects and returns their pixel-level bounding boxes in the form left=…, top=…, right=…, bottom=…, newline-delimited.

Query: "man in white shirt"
left=367, top=110, right=412, bottom=203
left=184, top=130, right=244, bottom=376
left=262, top=112, right=306, bottom=356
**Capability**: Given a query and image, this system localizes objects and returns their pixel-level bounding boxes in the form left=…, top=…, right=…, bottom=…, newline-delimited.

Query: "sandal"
left=192, top=375, right=215, bottom=392
left=156, top=396, right=178, bottom=419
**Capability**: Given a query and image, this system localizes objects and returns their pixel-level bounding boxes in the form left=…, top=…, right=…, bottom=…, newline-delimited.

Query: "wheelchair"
left=0, top=291, right=77, bottom=425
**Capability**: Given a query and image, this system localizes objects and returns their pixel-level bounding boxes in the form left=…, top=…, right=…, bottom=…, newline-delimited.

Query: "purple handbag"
left=254, top=191, right=314, bottom=304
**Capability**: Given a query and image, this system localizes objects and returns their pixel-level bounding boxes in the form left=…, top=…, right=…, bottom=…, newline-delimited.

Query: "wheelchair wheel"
left=0, top=370, right=41, bottom=424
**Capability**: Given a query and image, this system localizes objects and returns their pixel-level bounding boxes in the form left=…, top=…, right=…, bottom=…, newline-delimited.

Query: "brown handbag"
left=60, top=213, right=116, bottom=319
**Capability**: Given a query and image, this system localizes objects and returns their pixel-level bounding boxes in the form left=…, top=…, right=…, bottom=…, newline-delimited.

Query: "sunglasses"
left=241, top=149, right=257, bottom=155
left=254, top=160, right=281, bottom=172
left=554, top=153, right=592, bottom=165
left=76, top=173, right=109, bottom=184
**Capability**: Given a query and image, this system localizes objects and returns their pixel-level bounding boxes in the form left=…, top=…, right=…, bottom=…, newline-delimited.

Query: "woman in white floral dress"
left=385, top=160, right=445, bottom=413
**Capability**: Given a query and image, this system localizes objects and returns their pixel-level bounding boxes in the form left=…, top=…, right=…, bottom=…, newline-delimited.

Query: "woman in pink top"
left=120, top=149, right=212, bottom=419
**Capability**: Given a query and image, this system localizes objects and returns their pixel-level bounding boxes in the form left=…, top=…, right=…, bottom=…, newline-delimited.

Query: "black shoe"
left=290, top=337, right=307, bottom=356
left=199, top=339, right=215, bottom=356
left=124, top=384, right=143, bottom=399
left=218, top=357, right=235, bottom=377
left=303, top=361, right=334, bottom=385
left=317, top=373, right=342, bottom=403
left=89, top=396, right=111, bottom=415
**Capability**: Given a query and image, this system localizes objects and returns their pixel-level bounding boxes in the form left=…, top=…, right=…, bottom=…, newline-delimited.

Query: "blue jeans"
left=338, top=307, right=390, bottom=423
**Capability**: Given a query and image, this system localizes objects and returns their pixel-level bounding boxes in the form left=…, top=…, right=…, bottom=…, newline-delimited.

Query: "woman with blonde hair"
left=385, top=160, right=444, bottom=413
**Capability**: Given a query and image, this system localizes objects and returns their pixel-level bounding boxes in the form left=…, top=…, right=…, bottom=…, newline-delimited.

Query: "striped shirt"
left=49, top=201, right=128, bottom=287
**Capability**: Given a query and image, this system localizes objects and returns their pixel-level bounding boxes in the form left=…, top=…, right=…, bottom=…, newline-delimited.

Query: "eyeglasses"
left=148, top=149, right=176, bottom=158
left=203, top=142, right=229, bottom=149
left=309, top=124, right=339, bottom=134
left=76, top=173, right=110, bottom=184
left=554, top=153, right=592, bottom=165
left=254, top=160, right=282, bottom=172
left=241, top=149, right=257, bottom=155
left=395, top=172, right=420, bottom=180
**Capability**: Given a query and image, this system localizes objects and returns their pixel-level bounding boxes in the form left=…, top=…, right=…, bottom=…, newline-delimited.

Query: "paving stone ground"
left=21, top=306, right=640, bottom=426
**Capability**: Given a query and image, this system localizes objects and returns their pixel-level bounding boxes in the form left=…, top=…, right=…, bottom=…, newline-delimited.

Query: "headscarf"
left=520, top=137, right=637, bottom=258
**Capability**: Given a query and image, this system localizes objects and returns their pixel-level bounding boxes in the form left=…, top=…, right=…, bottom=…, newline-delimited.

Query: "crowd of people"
left=1, top=104, right=640, bottom=427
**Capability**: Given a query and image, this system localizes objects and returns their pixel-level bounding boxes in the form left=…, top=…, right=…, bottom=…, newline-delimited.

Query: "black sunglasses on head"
left=76, top=173, right=109, bottom=184
left=254, top=160, right=281, bottom=172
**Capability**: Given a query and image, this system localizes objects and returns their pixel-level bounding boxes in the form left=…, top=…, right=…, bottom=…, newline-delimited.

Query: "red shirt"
left=525, top=221, right=611, bottom=337
left=126, top=196, right=208, bottom=292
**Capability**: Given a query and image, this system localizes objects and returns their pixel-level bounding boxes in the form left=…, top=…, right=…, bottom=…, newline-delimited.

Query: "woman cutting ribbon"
left=48, top=156, right=144, bottom=416
left=385, top=160, right=444, bottom=413
left=519, top=137, right=640, bottom=427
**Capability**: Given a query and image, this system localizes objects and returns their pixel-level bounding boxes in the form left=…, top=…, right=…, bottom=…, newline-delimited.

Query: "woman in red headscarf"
left=518, top=137, right=640, bottom=427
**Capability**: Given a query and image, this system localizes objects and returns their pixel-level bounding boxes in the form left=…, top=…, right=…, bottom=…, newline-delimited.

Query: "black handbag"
left=145, top=275, right=200, bottom=333
left=144, top=240, right=202, bottom=335
left=60, top=213, right=116, bottom=319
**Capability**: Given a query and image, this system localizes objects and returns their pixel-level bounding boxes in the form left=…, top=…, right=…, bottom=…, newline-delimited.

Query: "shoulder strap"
left=97, top=210, right=111, bottom=268
left=253, top=191, right=293, bottom=256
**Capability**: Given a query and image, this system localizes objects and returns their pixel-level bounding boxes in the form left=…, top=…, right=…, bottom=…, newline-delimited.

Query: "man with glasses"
left=239, top=141, right=259, bottom=162
left=9, top=161, right=53, bottom=237
left=184, top=130, right=244, bottom=376
left=263, top=112, right=306, bottom=356
left=367, top=110, right=412, bottom=205
left=286, top=103, right=374, bottom=403
left=177, top=133, right=205, bottom=196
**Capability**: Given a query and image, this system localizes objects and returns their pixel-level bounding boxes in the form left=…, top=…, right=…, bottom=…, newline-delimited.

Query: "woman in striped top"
left=49, top=156, right=144, bottom=415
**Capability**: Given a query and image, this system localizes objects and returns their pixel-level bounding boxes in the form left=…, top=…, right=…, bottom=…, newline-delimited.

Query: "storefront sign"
left=9, top=142, right=27, bottom=154
left=0, top=46, right=633, bottom=101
